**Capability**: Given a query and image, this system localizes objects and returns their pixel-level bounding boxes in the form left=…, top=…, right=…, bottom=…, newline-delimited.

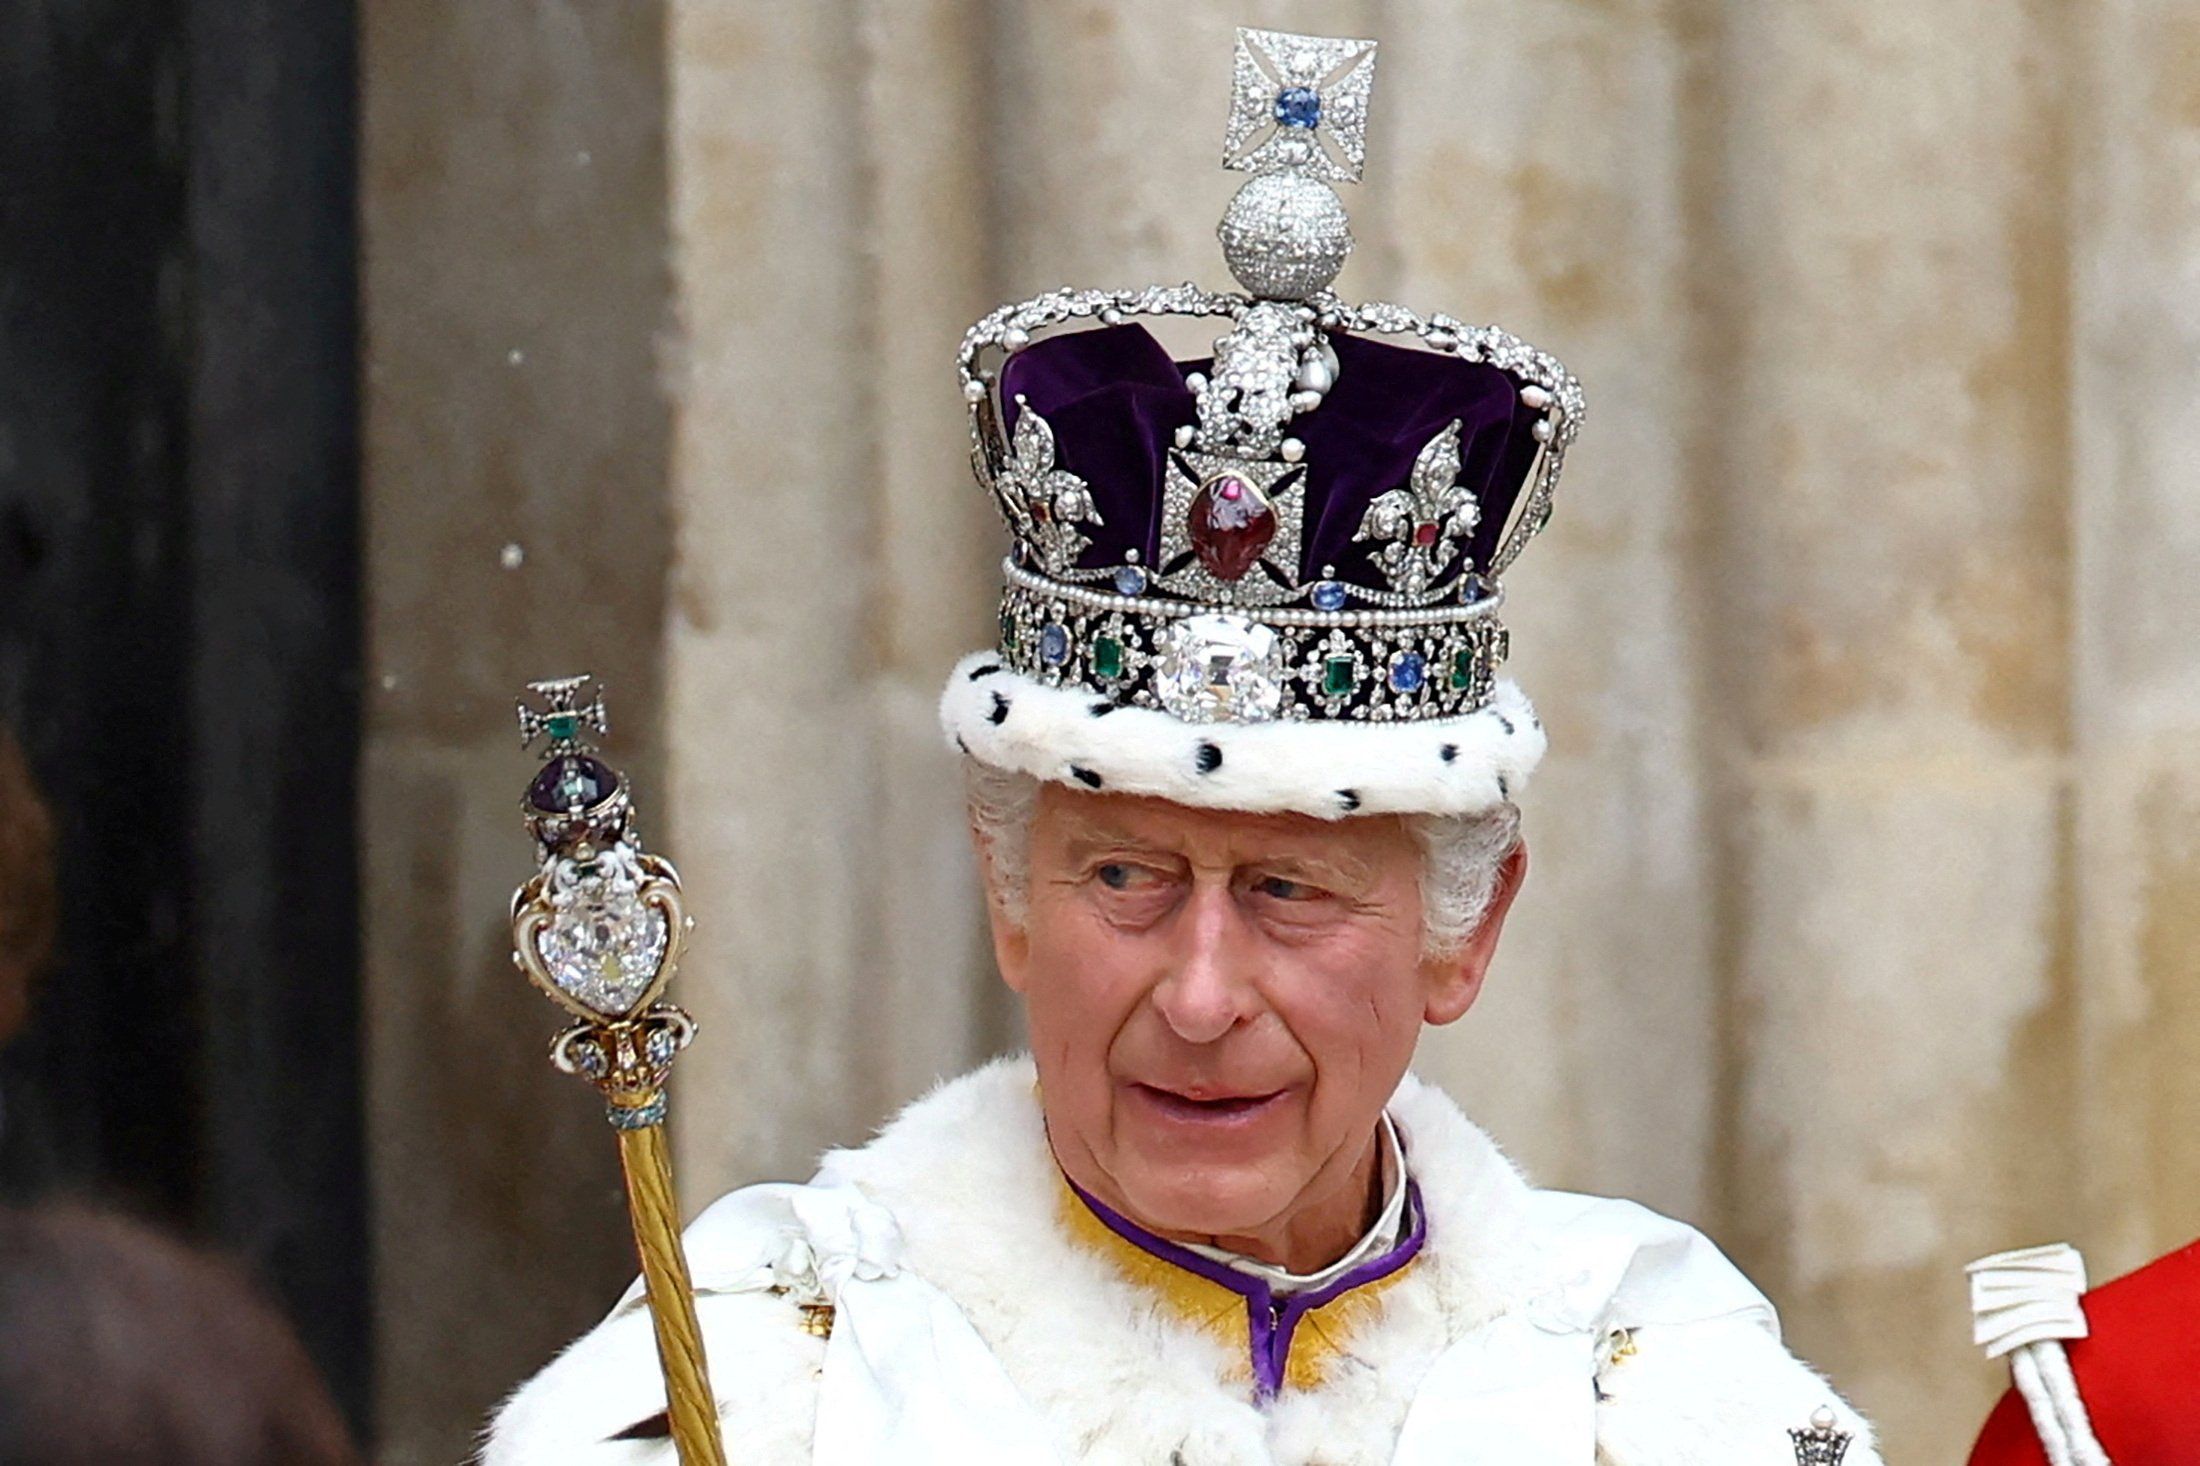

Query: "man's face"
left=987, top=784, right=1521, bottom=1257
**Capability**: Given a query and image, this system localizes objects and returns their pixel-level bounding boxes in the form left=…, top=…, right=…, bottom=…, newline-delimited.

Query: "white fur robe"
left=484, top=1058, right=1879, bottom=1464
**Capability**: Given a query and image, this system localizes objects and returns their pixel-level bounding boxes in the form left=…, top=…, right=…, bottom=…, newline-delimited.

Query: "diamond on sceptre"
left=534, top=845, right=669, bottom=1018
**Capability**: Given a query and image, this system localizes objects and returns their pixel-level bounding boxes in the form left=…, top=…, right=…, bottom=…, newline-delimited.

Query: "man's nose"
left=1149, top=880, right=1262, bottom=1045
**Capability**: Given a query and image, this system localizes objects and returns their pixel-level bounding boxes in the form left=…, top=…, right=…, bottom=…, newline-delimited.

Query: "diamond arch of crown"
left=957, top=285, right=1585, bottom=586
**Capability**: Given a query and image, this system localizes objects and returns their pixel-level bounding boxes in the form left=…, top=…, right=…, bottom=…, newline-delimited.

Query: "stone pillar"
left=2068, top=0, right=2200, bottom=1280
left=661, top=0, right=1002, bottom=1203
left=856, top=0, right=1020, bottom=1097
left=1382, top=0, right=1718, bottom=1224
left=1702, top=3, right=2077, bottom=1454
left=358, top=4, right=673, bottom=1459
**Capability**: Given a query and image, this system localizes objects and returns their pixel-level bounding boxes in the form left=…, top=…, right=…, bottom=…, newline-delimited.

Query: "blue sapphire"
left=1389, top=653, right=1426, bottom=694
left=1114, top=564, right=1148, bottom=596
left=1040, top=623, right=1071, bottom=665
left=1274, top=86, right=1322, bottom=129
left=1311, top=580, right=1347, bottom=612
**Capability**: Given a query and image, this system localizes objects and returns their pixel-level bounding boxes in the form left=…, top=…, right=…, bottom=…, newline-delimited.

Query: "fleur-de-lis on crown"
left=1353, top=420, right=1479, bottom=598
left=997, top=396, right=1104, bottom=576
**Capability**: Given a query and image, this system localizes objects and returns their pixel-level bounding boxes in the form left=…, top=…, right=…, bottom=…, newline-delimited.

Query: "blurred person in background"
left=0, top=729, right=53, bottom=1052
left=0, top=727, right=359, bottom=1466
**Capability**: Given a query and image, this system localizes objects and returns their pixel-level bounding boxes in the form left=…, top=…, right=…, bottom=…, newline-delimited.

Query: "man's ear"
left=1422, top=840, right=1528, bottom=1026
left=972, top=823, right=1032, bottom=994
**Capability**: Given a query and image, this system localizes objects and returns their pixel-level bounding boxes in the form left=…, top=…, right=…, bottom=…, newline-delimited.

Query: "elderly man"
left=487, top=29, right=1877, bottom=1464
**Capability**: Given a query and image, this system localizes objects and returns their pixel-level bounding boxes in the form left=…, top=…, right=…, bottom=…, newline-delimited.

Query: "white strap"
left=2008, top=1345, right=2112, bottom=1466
left=1967, top=1244, right=2111, bottom=1466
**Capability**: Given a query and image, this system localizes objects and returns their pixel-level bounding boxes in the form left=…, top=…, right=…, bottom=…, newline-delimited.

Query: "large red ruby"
left=1188, top=473, right=1276, bottom=582
left=1412, top=521, right=1441, bottom=547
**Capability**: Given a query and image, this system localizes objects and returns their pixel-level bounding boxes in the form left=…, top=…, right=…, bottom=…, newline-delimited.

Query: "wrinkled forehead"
left=1034, top=783, right=1413, bottom=872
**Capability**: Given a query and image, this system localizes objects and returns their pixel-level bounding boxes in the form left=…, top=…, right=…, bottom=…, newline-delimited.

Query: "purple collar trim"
left=1067, top=1176, right=1428, bottom=1404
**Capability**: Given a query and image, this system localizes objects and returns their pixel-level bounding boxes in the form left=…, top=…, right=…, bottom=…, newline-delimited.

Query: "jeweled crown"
left=958, top=28, right=1583, bottom=726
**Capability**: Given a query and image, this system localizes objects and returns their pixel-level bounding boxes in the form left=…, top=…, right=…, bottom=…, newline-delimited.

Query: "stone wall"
left=359, top=3, right=673, bottom=1458
left=362, top=3, right=2200, bottom=1459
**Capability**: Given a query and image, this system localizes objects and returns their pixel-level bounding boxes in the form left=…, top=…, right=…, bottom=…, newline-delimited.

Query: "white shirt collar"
left=1181, top=1111, right=1409, bottom=1294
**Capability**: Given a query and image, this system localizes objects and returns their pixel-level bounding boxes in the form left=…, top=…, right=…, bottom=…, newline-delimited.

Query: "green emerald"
left=1323, top=655, right=1356, bottom=699
left=1451, top=649, right=1475, bottom=691
left=546, top=712, right=580, bottom=741
left=1093, top=635, right=1125, bottom=679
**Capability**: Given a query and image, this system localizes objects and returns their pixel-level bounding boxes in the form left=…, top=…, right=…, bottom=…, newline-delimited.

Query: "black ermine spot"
left=1196, top=742, right=1223, bottom=774
left=1336, top=789, right=1362, bottom=812
left=1439, top=743, right=1458, bottom=763
left=1070, top=766, right=1103, bottom=788
left=968, top=662, right=1002, bottom=682
left=988, top=693, right=1011, bottom=725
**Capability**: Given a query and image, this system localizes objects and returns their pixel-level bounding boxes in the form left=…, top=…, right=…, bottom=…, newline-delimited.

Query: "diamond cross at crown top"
left=1222, top=28, right=1378, bottom=184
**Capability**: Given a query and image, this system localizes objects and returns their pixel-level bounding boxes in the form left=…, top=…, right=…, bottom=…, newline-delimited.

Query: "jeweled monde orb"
left=1217, top=171, right=1352, bottom=300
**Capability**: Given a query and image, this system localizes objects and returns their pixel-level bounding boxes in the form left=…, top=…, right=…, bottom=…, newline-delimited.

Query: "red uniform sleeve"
left=1968, top=1238, right=2200, bottom=1466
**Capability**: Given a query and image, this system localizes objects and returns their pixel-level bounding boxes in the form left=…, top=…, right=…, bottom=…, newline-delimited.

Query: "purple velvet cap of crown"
left=999, top=323, right=1542, bottom=590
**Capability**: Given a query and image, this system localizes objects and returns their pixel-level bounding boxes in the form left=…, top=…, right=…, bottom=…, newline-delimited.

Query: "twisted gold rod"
left=617, top=1119, right=727, bottom=1466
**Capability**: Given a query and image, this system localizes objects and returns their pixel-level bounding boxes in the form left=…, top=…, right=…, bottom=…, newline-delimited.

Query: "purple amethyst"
left=528, top=754, right=620, bottom=814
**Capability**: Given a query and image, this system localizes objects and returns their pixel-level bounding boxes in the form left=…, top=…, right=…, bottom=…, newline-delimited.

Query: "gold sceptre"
left=508, top=675, right=728, bottom=1466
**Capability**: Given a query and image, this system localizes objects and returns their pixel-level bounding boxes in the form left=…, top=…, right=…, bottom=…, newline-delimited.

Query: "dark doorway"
left=0, top=0, right=369, bottom=1436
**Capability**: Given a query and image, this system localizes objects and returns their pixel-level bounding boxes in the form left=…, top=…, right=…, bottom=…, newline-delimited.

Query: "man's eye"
left=1255, top=875, right=1317, bottom=902
left=1096, top=863, right=1139, bottom=890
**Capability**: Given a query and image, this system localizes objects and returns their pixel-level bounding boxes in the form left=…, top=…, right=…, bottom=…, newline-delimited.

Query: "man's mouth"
left=1129, top=1082, right=1289, bottom=1122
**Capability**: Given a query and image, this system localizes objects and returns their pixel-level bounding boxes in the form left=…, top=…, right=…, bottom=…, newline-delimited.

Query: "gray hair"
left=961, top=756, right=1520, bottom=959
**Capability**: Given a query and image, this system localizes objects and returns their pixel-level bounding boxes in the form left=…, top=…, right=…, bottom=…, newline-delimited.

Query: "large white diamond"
left=1153, top=614, right=1286, bottom=723
left=533, top=843, right=668, bottom=1017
